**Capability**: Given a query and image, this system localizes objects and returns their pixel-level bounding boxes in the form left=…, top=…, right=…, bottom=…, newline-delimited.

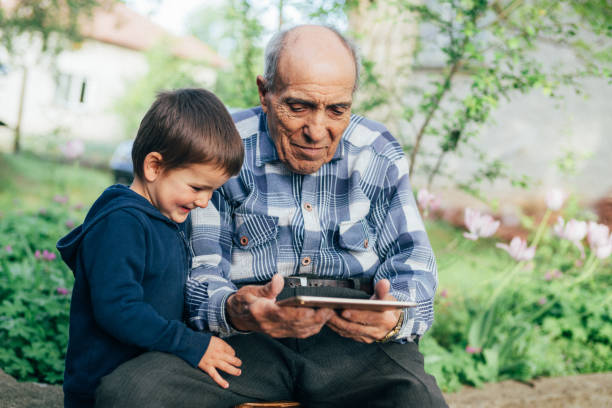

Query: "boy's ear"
left=256, top=75, right=269, bottom=113
left=142, top=152, right=163, bottom=182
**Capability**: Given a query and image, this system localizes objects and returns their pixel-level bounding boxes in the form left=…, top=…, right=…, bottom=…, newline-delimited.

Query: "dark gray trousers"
left=96, top=327, right=447, bottom=408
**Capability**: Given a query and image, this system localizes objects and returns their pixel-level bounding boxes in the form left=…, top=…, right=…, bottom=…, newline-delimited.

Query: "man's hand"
left=326, top=279, right=402, bottom=343
left=226, top=274, right=335, bottom=338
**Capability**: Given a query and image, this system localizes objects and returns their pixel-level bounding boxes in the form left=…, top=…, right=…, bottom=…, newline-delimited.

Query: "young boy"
left=57, top=88, right=245, bottom=407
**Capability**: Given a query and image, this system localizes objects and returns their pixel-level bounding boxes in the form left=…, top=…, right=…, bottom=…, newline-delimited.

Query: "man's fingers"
left=205, top=366, right=229, bottom=389
left=326, top=316, right=379, bottom=343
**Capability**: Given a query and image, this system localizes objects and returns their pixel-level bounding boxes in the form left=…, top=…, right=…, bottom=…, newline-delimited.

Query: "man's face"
left=259, top=51, right=355, bottom=175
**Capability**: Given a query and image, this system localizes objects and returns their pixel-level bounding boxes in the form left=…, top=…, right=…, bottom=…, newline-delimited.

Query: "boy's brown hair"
left=131, top=88, right=244, bottom=179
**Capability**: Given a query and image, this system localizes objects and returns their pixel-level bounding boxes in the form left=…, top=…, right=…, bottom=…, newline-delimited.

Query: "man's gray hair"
left=263, top=25, right=361, bottom=93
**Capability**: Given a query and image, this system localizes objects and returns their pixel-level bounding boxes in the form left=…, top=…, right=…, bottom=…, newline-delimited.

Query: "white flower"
left=496, top=236, right=536, bottom=261
left=587, top=221, right=612, bottom=260
left=463, top=208, right=500, bottom=241
left=554, top=217, right=588, bottom=257
left=545, top=188, right=567, bottom=211
left=417, top=189, right=440, bottom=214
left=60, top=140, right=85, bottom=160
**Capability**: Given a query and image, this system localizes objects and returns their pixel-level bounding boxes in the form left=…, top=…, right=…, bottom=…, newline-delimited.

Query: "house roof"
left=81, top=3, right=227, bottom=68
left=1, top=0, right=227, bottom=68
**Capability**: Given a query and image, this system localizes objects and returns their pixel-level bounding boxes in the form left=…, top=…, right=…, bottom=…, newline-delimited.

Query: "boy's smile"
left=132, top=159, right=230, bottom=224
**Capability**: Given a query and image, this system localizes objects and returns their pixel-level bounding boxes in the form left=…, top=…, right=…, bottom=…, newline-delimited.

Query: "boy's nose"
left=194, top=198, right=208, bottom=209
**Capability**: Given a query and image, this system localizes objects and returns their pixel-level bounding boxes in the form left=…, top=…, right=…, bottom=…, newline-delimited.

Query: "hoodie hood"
left=57, top=184, right=178, bottom=273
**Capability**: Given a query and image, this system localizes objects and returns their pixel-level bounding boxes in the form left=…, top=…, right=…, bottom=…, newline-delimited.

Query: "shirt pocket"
left=232, top=213, right=279, bottom=250
left=338, top=218, right=374, bottom=252
left=231, top=213, right=280, bottom=281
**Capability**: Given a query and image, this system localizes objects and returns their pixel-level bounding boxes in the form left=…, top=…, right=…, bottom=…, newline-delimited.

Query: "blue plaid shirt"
left=186, top=107, right=438, bottom=341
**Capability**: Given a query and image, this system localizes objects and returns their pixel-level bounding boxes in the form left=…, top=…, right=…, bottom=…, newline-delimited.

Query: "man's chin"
left=286, top=161, right=325, bottom=175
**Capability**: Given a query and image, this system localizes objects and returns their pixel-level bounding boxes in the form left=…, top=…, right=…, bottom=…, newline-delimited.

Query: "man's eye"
left=330, top=107, right=346, bottom=116
left=288, top=104, right=305, bottom=112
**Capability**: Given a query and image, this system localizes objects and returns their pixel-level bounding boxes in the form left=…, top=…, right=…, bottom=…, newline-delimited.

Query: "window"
left=54, top=73, right=89, bottom=106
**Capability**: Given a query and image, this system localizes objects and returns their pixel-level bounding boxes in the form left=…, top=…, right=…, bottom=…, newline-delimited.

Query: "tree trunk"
left=13, top=66, right=28, bottom=154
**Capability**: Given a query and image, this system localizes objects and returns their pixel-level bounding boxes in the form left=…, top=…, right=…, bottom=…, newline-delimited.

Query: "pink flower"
left=4, top=245, right=12, bottom=253
left=465, top=345, right=482, bottom=354
left=73, top=203, right=84, bottom=211
left=417, top=189, right=441, bottom=214
left=42, top=250, right=56, bottom=261
left=554, top=217, right=587, bottom=257
left=463, top=208, right=500, bottom=240
left=587, top=221, right=612, bottom=259
left=60, top=139, right=85, bottom=160
left=537, top=297, right=547, bottom=305
left=34, top=250, right=41, bottom=259
left=544, top=269, right=563, bottom=281
left=39, top=208, right=47, bottom=215
left=440, top=289, right=448, bottom=298
left=545, top=188, right=567, bottom=211
left=496, top=236, right=536, bottom=261
left=56, top=287, right=69, bottom=295
left=65, top=220, right=75, bottom=229
left=53, top=195, right=69, bottom=204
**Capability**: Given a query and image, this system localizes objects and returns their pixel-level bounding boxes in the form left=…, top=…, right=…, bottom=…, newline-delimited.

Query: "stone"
left=0, top=369, right=63, bottom=408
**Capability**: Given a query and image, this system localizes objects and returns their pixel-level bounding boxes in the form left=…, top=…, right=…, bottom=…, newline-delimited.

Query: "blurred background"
left=0, top=0, right=611, bottom=402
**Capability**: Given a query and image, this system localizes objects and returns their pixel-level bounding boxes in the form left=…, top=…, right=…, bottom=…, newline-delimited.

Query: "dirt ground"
left=444, top=372, right=612, bottom=408
left=1, top=369, right=610, bottom=407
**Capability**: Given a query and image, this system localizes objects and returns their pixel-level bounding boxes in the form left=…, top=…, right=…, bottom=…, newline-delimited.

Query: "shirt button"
left=240, top=236, right=249, bottom=246
left=301, top=256, right=311, bottom=266
left=303, top=202, right=313, bottom=211
left=364, top=239, right=369, bottom=249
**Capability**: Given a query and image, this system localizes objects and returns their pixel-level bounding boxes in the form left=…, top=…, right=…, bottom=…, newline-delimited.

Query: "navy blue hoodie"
left=57, top=184, right=211, bottom=407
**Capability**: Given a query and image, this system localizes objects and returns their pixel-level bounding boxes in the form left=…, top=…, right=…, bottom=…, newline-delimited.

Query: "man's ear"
left=142, top=152, right=163, bottom=182
left=256, top=75, right=269, bottom=113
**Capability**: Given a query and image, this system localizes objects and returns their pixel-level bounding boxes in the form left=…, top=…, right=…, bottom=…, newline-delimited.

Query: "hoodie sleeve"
left=80, top=211, right=210, bottom=367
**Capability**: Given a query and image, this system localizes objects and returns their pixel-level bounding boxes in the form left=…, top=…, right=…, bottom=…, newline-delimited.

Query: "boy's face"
left=144, top=161, right=229, bottom=223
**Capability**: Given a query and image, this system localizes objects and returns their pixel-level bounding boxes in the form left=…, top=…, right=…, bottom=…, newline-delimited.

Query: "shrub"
left=0, top=200, right=80, bottom=383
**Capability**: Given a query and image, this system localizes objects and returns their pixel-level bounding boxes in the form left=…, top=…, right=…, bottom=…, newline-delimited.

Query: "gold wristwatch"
left=376, top=309, right=405, bottom=343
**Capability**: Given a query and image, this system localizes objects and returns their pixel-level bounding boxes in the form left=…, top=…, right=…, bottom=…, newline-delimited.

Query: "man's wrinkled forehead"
left=275, top=27, right=357, bottom=92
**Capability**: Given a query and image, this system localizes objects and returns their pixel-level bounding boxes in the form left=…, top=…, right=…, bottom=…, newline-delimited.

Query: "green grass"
left=0, top=152, right=113, bottom=211
left=427, top=219, right=514, bottom=293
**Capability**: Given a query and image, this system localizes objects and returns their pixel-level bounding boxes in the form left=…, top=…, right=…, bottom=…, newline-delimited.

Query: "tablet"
left=276, top=296, right=416, bottom=311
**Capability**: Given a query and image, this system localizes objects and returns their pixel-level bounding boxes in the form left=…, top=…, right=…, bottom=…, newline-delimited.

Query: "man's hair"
left=131, top=88, right=244, bottom=180
left=263, top=25, right=361, bottom=93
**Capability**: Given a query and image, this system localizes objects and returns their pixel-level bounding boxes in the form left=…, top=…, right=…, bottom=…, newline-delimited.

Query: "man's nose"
left=304, top=111, right=328, bottom=143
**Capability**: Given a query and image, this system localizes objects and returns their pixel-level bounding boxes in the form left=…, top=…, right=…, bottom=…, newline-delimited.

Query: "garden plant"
left=1, top=154, right=610, bottom=391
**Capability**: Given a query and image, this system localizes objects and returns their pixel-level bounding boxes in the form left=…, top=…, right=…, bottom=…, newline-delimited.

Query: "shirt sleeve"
left=371, top=155, right=438, bottom=340
left=81, top=212, right=211, bottom=367
left=185, top=189, right=242, bottom=337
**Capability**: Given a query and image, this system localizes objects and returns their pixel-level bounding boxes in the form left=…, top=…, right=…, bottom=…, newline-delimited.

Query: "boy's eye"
left=191, top=186, right=202, bottom=192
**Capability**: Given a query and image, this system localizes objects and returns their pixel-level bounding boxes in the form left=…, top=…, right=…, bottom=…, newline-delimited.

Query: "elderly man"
left=97, top=25, right=446, bottom=407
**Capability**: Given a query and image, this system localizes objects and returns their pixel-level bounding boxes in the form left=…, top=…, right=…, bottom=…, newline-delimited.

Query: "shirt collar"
left=256, top=111, right=345, bottom=167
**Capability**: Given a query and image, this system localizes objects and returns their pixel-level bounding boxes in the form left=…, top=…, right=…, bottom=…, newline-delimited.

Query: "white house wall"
left=0, top=38, right=218, bottom=149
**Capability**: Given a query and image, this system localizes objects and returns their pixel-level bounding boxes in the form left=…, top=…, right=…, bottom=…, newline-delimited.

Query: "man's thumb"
left=259, top=274, right=284, bottom=299
left=373, top=278, right=391, bottom=300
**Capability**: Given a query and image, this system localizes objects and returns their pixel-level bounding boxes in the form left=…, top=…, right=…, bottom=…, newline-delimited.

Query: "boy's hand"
left=198, top=336, right=242, bottom=389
